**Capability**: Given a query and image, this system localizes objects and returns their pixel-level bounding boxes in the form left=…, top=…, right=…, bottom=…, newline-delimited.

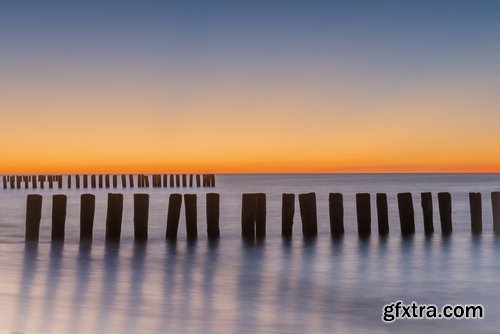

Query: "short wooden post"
left=99, top=174, right=103, bottom=188
left=175, top=174, right=180, bottom=188
left=376, top=193, right=389, bottom=235
left=75, top=175, right=81, bottom=188
left=134, top=194, right=149, bottom=241
left=438, top=192, right=452, bottom=234
left=57, top=175, right=63, bottom=189
left=39, top=175, right=45, bottom=189
left=206, top=193, right=220, bottom=239
left=51, top=194, right=67, bottom=242
left=2, top=175, right=6, bottom=189
left=169, top=174, right=174, bottom=187
left=25, top=176, right=30, bottom=189
left=32, top=175, right=38, bottom=189
left=113, top=175, right=118, bottom=188
left=91, top=175, right=96, bottom=188
left=137, top=174, right=143, bottom=188
left=182, top=174, right=187, bottom=187
left=356, top=193, right=371, bottom=237
left=80, top=194, right=95, bottom=241
left=299, top=192, right=318, bottom=237
left=255, top=193, right=266, bottom=238
left=9, top=175, right=15, bottom=189
left=129, top=175, right=134, bottom=188
left=184, top=194, right=197, bottom=240
left=48, top=175, right=53, bottom=189
left=329, top=193, right=344, bottom=236
left=121, top=174, right=127, bottom=188
left=162, top=174, right=168, bottom=188
left=83, top=174, right=88, bottom=188
left=469, top=192, right=482, bottom=234
left=241, top=194, right=257, bottom=239
left=398, top=192, right=415, bottom=235
left=211, top=174, right=216, bottom=187
left=105, top=193, right=123, bottom=242
left=25, top=194, right=43, bottom=242
left=491, top=192, right=500, bottom=234
left=421, top=192, right=434, bottom=234
left=166, top=194, right=182, bottom=240
left=105, top=174, right=110, bottom=188
left=189, top=174, right=193, bottom=187
left=282, top=193, right=295, bottom=237
left=196, top=174, right=201, bottom=187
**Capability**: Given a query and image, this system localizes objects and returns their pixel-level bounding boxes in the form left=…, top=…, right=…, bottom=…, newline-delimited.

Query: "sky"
left=1, top=0, right=500, bottom=173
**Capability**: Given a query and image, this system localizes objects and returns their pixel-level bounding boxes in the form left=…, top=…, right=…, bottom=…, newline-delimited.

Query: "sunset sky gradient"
left=1, top=0, right=500, bottom=173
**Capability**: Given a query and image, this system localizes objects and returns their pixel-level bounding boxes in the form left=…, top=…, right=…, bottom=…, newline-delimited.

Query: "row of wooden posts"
left=2, top=174, right=216, bottom=190
left=24, top=191, right=500, bottom=242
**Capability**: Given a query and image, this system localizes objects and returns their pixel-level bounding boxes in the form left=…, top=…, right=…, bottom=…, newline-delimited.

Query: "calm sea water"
left=1, top=173, right=500, bottom=333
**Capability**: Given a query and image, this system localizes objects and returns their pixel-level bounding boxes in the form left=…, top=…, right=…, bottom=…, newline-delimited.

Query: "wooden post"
left=32, top=174, right=37, bottom=189
left=166, top=194, right=182, bottom=240
left=356, top=193, right=371, bottom=237
left=299, top=192, right=318, bottom=237
left=144, top=175, right=150, bottom=188
left=469, top=192, right=482, bottom=234
left=255, top=193, right=266, bottom=238
left=105, top=175, right=110, bottom=188
left=241, top=194, right=257, bottom=239
left=80, top=194, right=95, bottom=241
left=170, top=174, right=174, bottom=187
left=196, top=174, right=201, bottom=187
left=51, top=194, right=67, bottom=242
left=491, top=192, right=500, bottom=234
left=398, top=192, right=415, bottom=235
left=83, top=174, right=88, bottom=188
left=189, top=174, right=193, bottom=187
left=182, top=174, right=187, bottom=188
left=134, top=194, right=149, bottom=241
left=99, top=174, right=103, bottom=188
left=75, top=175, right=81, bottom=188
left=48, top=175, right=53, bottom=189
left=25, top=194, right=43, bottom=242
left=2, top=175, right=6, bottom=189
left=91, top=175, right=96, bottom=188
left=206, top=193, right=220, bottom=239
left=163, top=174, right=168, bottom=188
left=329, top=193, right=344, bottom=236
left=25, top=176, right=30, bottom=189
left=129, top=174, right=134, bottom=188
left=10, top=175, right=15, bottom=189
left=105, top=193, right=123, bottom=242
left=282, top=193, right=295, bottom=237
left=113, top=175, right=118, bottom=188
left=175, top=174, right=180, bottom=188
left=137, top=174, right=143, bottom=188
left=211, top=174, right=216, bottom=187
left=121, top=174, right=127, bottom=188
left=376, top=193, right=389, bottom=235
left=57, top=175, right=63, bottom=189
left=421, top=192, right=434, bottom=234
left=39, top=175, right=45, bottom=189
left=184, top=194, right=197, bottom=240
left=438, top=192, right=452, bottom=234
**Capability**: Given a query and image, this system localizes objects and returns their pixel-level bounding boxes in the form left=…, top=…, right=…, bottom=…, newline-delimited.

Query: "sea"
left=1, top=173, right=500, bottom=333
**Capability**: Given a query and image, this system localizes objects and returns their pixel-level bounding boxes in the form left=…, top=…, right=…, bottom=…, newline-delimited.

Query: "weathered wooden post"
left=25, top=194, right=43, bottom=242
left=189, top=174, right=193, bottom=187
left=299, top=192, right=318, bottom=237
left=211, top=174, right=216, bottom=187
left=129, top=174, right=134, bottom=188
left=113, top=175, right=118, bottom=188
left=255, top=193, right=266, bottom=238
left=438, top=192, right=452, bottom=234
left=182, top=174, right=187, bottom=188
left=241, top=193, right=257, bottom=239
left=137, top=174, right=142, bottom=188
left=166, top=194, right=182, bottom=241
left=2, top=175, right=6, bottom=189
left=491, top=192, right=500, bottom=234
left=67, top=175, right=71, bottom=189
left=206, top=193, right=220, bottom=239
left=105, top=174, right=110, bottom=188
left=329, top=193, right=344, bottom=236
left=134, top=194, right=149, bottom=241
left=91, top=175, right=96, bottom=188
left=99, top=174, right=103, bottom=188
left=376, top=193, right=389, bottom=235
left=175, top=174, right=180, bottom=188
left=48, top=175, right=53, bottom=189
left=356, top=193, right=371, bottom=237
left=9, top=175, right=15, bottom=189
left=80, top=194, right=95, bottom=241
left=75, top=175, right=81, bottom=188
left=25, top=176, right=30, bottom=189
left=184, top=194, right=197, bottom=240
left=39, top=175, right=45, bottom=189
left=32, top=175, right=38, bottom=189
left=169, top=174, right=174, bottom=187
left=282, top=193, right=295, bottom=237
left=421, top=192, right=434, bottom=234
left=162, top=174, right=168, bottom=188
left=469, top=192, right=482, bottom=234
left=398, top=192, right=415, bottom=235
left=57, top=175, right=63, bottom=189
left=105, top=193, right=123, bottom=242
left=196, top=174, right=201, bottom=187
left=121, top=174, right=127, bottom=188
left=83, top=174, right=88, bottom=188
left=51, top=194, right=67, bottom=242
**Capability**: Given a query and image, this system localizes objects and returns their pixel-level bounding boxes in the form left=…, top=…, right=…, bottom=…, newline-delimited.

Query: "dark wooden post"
left=80, top=194, right=95, bottom=241
left=376, top=193, right=389, bottom=235
left=282, top=193, right=295, bottom=237
left=299, top=192, right=318, bottom=237
left=39, top=175, right=45, bottom=189
left=162, top=174, right=168, bottom=188
left=25, top=194, right=43, bottom=242
left=212, top=174, right=216, bottom=187
left=105, top=193, right=123, bottom=242
left=398, top=192, right=415, bottom=235
left=91, top=175, right=96, bottom=188
left=129, top=174, right=134, bottom=188
left=48, top=175, right=53, bottom=189
left=2, top=175, right=6, bottom=189
left=83, top=174, right=88, bottom=188
left=10, top=175, right=15, bottom=189
left=134, top=194, right=149, bottom=241
left=241, top=194, right=257, bottom=239
left=329, top=193, right=344, bottom=236
left=51, top=194, right=67, bottom=242
left=438, top=192, right=452, bottom=234
left=98, top=174, right=103, bottom=188
left=144, top=175, right=150, bottom=188
left=32, top=174, right=37, bottom=189
left=184, top=194, right=197, bottom=240
left=24, top=175, right=29, bottom=189
left=356, top=193, right=371, bottom=237
left=182, top=174, right=187, bottom=188
left=169, top=174, right=174, bottom=187
left=421, top=192, right=434, bottom=234
left=75, top=175, right=81, bottom=188
left=206, top=193, right=220, bottom=239
left=491, top=192, right=500, bottom=234
left=469, top=192, right=482, bottom=234
left=175, top=174, right=180, bottom=188
left=57, top=175, right=63, bottom=189
left=113, top=175, right=118, bottom=188
left=255, top=193, right=266, bottom=238
left=137, top=174, right=143, bottom=188
left=166, top=194, right=182, bottom=241
left=105, top=174, right=110, bottom=188
left=121, top=174, right=127, bottom=188
left=189, top=174, right=193, bottom=187
left=196, top=174, right=201, bottom=187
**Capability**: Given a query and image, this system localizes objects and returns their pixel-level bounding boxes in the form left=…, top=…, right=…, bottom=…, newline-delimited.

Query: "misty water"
left=1, top=174, right=500, bottom=333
